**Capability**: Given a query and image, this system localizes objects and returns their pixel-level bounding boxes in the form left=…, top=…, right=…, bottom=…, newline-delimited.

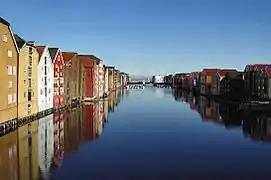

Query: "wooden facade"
left=48, top=48, right=65, bottom=108
left=211, top=69, right=237, bottom=96
left=62, top=52, right=80, bottom=104
left=15, top=35, right=39, bottom=119
left=78, top=55, right=96, bottom=101
left=200, top=68, right=220, bottom=95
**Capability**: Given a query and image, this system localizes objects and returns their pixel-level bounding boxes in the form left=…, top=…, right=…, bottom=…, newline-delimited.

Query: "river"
left=1, top=86, right=271, bottom=180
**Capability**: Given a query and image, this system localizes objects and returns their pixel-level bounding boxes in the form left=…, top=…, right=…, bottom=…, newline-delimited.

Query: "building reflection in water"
left=0, top=92, right=121, bottom=180
left=173, top=89, right=271, bottom=143
left=0, top=130, right=18, bottom=180
left=38, top=114, right=54, bottom=180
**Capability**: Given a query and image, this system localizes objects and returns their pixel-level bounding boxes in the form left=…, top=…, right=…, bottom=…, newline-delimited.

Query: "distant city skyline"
left=2, top=0, right=271, bottom=76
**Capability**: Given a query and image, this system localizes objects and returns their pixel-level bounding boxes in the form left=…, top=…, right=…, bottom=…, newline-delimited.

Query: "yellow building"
left=0, top=130, right=18, bottom=180
left=15, top=34, right=39, bottom=118
left=18, top=121, right=39, bottom=180
left=0, top=17, right=19, bottom=124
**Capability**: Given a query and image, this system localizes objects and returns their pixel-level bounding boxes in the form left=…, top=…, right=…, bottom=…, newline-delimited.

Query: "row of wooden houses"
left=165, top=64, right=271, bottom=101
left=0, top=17, right=129, bottom=126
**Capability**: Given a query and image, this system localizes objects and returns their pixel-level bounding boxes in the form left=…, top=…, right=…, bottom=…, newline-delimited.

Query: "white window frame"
left=13, top=93, right=16, bottom=103
left=2, top=34, right=7, bottom=42
left=8, top=94, right=12, bottom=104
left=8, top=81, right=12, bottom=88
left=7, top=50, right=12, bottom=58
left=7, top=65, right=12, bottom=75
left=13, top=66, right=16, bottom=75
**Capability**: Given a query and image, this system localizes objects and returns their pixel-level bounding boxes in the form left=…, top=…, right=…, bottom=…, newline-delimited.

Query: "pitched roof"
left=106, top=66, right=115, bottom=69
left=217, top=69, right=237, bottom=78
left=62, top=52, right=77, bottom=62
left=14, top=34, right=26, bottom=49
left=254, top=64, right=271, bottom=71
left=202, top=68, right=220, bottom=72
left=265, top=68, right=271, bottom=78
left=226, top=71, right=244, bottom=79
left=48, top=48, right=59, bottom=61
left=87, top=55, right=101, bottom=64
left=0, top=17, right=10, bottom=26
left=36, top=46, right=46, bottom=57
left=78, top=55, right=95, bottom=68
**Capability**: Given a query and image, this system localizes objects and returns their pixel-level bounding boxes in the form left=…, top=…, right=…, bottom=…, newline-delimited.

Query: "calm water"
left=1, top=86, right=271, bottom=180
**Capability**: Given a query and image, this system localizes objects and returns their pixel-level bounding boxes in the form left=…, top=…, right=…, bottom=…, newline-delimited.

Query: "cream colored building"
left=15, top=35, right=39, bottom=118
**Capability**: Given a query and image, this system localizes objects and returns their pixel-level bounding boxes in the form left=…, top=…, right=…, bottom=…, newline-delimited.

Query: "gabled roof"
left=36, top=46, right=46, bottom=57
left=245, top=64, right=271, bottom=72
left=14, top=34, right=26, bottom=49
left=265, top=68, right=271, bottom=78
left=106, top=66, right=115, bottom=69
left=62, top=52, right=77, bottom=62
left=226, top=71, right=244, bottom=79
left=86, top=55, right=101, bottom=64
left=202, top=68, right=220, bottom=72
left=48, top=48, right=59, bottom=61
left=0, top=17, right=10, bottom=26
left=78, top=55, right=95, bottom=68
left=217, top=69, right=237, bottom=78
left=254, top=64, right=271, bottom=71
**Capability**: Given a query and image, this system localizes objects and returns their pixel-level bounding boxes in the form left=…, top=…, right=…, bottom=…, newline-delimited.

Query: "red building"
left=48, top=48, right=65, bottom=107
left=53, top=111, right=65, bottom=168
left=78, top=55, right=96, bottom=100
left=82, top=105, right=96, bottom=141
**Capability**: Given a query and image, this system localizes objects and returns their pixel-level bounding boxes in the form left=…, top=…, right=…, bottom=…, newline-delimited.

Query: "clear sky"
left=2, top=0, right=271, bottom=76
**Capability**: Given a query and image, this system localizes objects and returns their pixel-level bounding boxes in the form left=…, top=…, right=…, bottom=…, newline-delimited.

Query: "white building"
left=36, top=46, right=54, bottom=112
left=104, top=67, right=109, bottom=96
left=38, top=114, right=54, bottom=180
left=98, top=62, right=105, bottom=98
left=153, top=75, right=164, bottom=85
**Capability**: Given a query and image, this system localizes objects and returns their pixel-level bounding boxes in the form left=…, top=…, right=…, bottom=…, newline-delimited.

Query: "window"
left=7, top=65, right=12, bottom=75
left=13, top=66, right=16, bottom=75
left=28, top=91, right=32, bottom=101
left=24, top=92, right=26, bottom=98
left=2, top=34, right=7, bottom=42
left=40, top=89, right=43, bottom=95
left=44, top=57, right=47, bottom=65
left=24, top=80, right=26, bottom=84
left=54, top=78, right=58, bottom=84
left=8, top=81, right=12, bottom=88
left=45, top=87, right=47, bottom=97
left=8, top=94, right=12, bottom=104
left=60, top=87, right=64, bottom=93
left=49, top=88, right=51, bottom=94
left=58, top=56, right=60, bottom=61
left=28, top=79, right=31, bottom=88
left=60, top=77, right=64, bottom=84
left=7, top=50, right=12, bottom=57
left=54, top=88, right=59, bottom=95
left=12, top=93, right=16, bottom=103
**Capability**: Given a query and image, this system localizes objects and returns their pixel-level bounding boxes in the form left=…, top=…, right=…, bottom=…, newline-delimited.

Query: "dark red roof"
left=254, top=64, right=271, bottom=71
left=78, top=55, right=95, bottom=68
left=265, top=68, right=271, bottom=78
left=36, top=46, right=46, bottom=57
left=202, top=68, right=220, bottom=75
left=62, top=52, right=77, bottom=62
left=217, top=69, right=237, bottom=78
left=245, top=64, right=271, bottom=72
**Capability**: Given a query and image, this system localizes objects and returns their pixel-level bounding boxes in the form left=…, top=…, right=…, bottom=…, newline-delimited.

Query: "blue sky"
left=2, top=0, right=271, bottom=76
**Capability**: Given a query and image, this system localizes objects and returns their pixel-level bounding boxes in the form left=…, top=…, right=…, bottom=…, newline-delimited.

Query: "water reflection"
left=0, top=90, right=123, bottom=180
left=173, top=89, right=271, bottom=142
